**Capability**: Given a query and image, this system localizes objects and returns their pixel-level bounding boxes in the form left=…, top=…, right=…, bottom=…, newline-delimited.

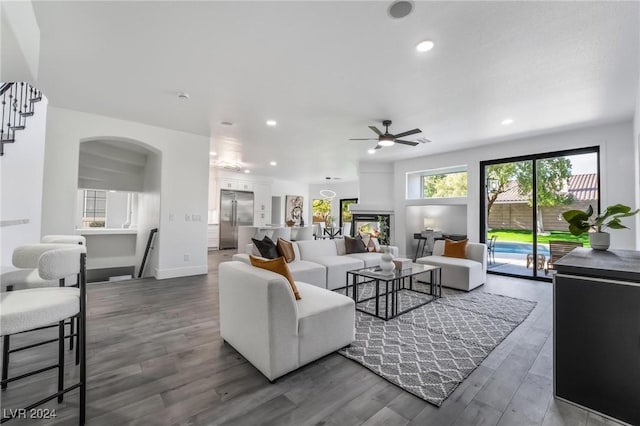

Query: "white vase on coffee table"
left=379, top=246, right=395, bottom=274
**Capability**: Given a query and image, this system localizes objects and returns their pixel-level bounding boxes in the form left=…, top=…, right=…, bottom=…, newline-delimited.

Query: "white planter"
left=589, top=232, right=610, bottom=250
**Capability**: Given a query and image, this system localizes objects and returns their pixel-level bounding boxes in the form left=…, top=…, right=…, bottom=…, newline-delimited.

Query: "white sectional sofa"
left=416, top=240, right=487, bottom=291
left=219, top=261, right=355, bottom=381
left=232, top=238, right=399, bottom=290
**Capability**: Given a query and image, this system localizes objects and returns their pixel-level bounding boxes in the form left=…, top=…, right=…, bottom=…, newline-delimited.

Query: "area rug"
left=336, top=283, right=536, bottom=406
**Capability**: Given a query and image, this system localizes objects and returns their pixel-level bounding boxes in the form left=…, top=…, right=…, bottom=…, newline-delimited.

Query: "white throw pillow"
left=369, top=237, right=381, bottom=252
left=334, top=238, right=346, bottom=255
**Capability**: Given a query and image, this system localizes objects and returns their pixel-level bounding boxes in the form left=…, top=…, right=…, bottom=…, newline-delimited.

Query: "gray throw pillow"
left=344, top=235, right=367, bottom=254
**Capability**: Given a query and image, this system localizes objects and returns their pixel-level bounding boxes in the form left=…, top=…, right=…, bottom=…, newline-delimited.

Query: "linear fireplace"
left=351, top=213, right=391, bottom=245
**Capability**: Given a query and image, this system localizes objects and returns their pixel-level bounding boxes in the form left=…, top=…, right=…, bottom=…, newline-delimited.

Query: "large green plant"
left=562, top=204, right=639, bottom=236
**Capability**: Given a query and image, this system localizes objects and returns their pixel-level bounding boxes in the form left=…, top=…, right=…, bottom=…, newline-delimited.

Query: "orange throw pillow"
left=249, top=255, right=301, bottom=300
left=276, top=238, right=295, bottom=263
left=443, top=239, right=468, bottom=259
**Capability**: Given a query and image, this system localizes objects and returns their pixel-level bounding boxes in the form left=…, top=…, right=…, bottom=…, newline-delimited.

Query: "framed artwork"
left=285, top=195, right=304, bottom=226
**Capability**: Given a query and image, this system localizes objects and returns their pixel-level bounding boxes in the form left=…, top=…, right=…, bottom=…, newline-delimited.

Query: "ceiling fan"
left=349, top=120, right=429, bottom=149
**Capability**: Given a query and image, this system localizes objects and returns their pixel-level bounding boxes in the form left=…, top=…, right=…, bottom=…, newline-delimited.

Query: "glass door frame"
left=479, top=146, right=600, bottom=281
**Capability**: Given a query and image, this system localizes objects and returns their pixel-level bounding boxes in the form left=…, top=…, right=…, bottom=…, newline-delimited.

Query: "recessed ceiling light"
left=266, top=120, right=277, bottom=127
left=210, top=151, right=217, bottom=156
left=416, top=40, right=434, bottom=53
left=177, top=92, right=190, bottom=100
left=244, top=169, right=250, bottom=174
left=501, top=118, right=514, bottom=126
left=269, top=161, right=277, bottom=166
left=368, top=149, right=376, bottom=154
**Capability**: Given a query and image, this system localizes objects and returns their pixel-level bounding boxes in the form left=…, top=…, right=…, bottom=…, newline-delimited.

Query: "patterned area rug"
left=336, top=285, right=536, bottom=406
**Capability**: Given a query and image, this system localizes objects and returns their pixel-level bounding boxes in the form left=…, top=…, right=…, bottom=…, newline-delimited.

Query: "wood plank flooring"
left=0, top=250, right=625, bottom=425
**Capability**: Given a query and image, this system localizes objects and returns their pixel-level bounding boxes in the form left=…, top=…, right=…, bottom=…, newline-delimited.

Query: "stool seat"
left=0, top=288, right=80, bottom=336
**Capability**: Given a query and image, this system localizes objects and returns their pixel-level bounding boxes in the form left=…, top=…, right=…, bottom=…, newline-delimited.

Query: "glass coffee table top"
left=345, top=263, right=442, bottom=320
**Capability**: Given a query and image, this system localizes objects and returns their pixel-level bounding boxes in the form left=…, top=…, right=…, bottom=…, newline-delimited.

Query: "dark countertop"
left=554, top=247, right=640, bottom=283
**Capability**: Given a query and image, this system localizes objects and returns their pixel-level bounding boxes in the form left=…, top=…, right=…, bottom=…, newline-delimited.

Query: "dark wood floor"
left=1, top=250, right=624, bottom=425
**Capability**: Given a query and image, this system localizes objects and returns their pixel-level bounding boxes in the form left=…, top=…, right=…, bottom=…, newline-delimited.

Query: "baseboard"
left=87, top=266, right=135, bottom=283
left=155, top=265, right=208, bottom=280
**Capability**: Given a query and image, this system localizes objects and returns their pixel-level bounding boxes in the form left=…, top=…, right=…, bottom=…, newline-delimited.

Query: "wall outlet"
left=192, top=214, right=201, bottom=221
left=169, top=213, right=174, bottom=222
left=185, top=214, right=191, bottom=221
left=184, top=254, right=190, bottom=261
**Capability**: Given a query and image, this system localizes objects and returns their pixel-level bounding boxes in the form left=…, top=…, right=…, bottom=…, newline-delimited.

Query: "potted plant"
left=562, top=203, right=639, bottom=250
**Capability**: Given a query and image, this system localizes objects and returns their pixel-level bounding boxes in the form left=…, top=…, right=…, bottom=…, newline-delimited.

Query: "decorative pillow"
left=276, top=238, right=295, bottom=263
left=251, top=236, right=279, bottom=259
left=334, top=238, right=346, bottom=256
left=370, top=237, right=381, bottom=252
left=359, top=232, right=372, bottom=249
left=249, top=255, right=301, bottom=300
left=345, top=235, right=367, bottom=254
left=443, top=239, right=468, bottom=259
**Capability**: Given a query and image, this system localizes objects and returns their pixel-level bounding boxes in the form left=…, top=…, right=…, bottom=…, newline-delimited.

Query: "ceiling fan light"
left=379, top=137, right=395, bottom=147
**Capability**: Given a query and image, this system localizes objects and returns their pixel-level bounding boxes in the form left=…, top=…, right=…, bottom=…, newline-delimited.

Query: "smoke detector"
left=388, top=1, right=413, bottom=19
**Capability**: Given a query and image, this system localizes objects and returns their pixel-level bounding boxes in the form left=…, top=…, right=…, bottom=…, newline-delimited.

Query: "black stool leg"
left=69, top=319, right=75, bottom=351
left=57, top=321, right=64, bottom=403
left=1, top=335, right=9, bottom=390
left=75, top=317, right=80, bottom=366
left=79, top=315, right=86, bottom=424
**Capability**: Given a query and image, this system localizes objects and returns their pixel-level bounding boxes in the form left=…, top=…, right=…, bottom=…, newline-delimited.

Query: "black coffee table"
left=345, top=263, right=441, bottom=320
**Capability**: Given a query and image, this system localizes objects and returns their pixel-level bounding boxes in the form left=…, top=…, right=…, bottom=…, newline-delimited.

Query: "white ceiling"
left=32, top=1, right=639, bottom=183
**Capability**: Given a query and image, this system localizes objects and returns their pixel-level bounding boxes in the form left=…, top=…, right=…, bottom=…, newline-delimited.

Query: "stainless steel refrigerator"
left=219, top=190, right=254, bottom=249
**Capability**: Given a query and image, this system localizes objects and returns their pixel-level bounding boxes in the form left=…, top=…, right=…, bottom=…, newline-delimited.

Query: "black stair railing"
left=0, top=81, right=43, bottom=156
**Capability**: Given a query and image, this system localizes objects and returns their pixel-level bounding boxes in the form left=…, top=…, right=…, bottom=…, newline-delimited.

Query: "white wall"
left=358, top=162, right=394, bottom=210
left=383, top=121, right=637, bottom=257
left=0, top=96, right=47, bottom=266
left=135, top=152, right=161, bottom=277
left=104, top=191, right=129, bottom=228
left=0, top=0, right=40, bottom=82
left=271, top=178, right=310, bottom=224
left=308, top=180, right=359, bottom=223
left=42, top=107, right=209, bottom=279
left=634, top=76, right=640, bottom=248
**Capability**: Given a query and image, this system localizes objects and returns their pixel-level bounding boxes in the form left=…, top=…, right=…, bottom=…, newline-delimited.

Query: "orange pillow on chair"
left=443, top=239, right=468, bottom=259
left=249, top=255, right=301, bottom=300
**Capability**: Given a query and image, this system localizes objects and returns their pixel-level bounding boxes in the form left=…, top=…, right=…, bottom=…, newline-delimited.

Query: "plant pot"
left=589, top=232, right=610, bottom=251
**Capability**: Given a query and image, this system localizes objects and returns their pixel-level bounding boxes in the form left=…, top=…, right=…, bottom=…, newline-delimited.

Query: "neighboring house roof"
left=494, top=173, right=597, bottom=204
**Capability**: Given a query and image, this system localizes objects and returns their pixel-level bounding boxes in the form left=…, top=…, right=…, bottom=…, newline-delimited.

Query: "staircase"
left=0, top=82, right=43, bottom=156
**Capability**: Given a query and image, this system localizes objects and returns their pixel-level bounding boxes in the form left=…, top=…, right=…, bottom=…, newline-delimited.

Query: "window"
left=422, top=171, right=468, bottom=198
left=339, top=198, right=358, bottom=226
left=406, top=166, right=468, bottom=200
left=78, top=189, right=137, bottom=229
left=82, top=189, right=107, bottom=228
left=312, top=199, right=331, bottom=224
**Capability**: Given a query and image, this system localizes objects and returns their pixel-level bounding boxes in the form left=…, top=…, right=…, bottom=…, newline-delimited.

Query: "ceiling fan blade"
left=393, top=128, right=422, bottom=138
left=368, top=126, right=383, bottom=136
left=375, top=145, right=383, bottom=150
left=395, top=139, right=420, bottom=146
left=349, top=138, right=378, bottom=141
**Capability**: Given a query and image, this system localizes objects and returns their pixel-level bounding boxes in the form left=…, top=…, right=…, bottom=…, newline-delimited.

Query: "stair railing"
left=1, top=82, right=43, bottom=156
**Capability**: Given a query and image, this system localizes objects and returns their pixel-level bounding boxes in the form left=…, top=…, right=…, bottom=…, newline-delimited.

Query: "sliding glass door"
left=480, top=147, right=599, bottom=280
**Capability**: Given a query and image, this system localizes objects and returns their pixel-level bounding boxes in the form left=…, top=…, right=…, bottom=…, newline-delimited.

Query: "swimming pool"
left=494, top=242, right=550, bottom=256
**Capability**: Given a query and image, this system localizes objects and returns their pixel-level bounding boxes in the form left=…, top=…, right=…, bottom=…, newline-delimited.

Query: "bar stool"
left=0, top=244, right=87, bottom=424
left=1, top=236, right=85, bottom=382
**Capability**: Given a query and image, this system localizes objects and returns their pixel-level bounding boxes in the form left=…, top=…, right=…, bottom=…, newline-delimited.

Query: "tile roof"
left=493, top=174, right=597, bottom=203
